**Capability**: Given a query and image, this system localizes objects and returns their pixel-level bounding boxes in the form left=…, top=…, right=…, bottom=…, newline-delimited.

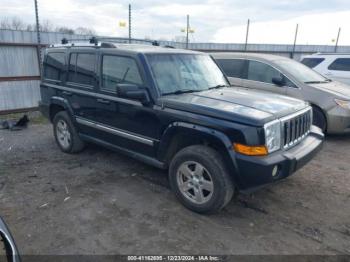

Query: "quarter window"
left=68, top=53, right=95, bottom=86
left=247, top=60, right=281, bottom=84
left=44, top=52, right=65, bottom=81
left=216, top=59, right=246, bottom=78
left=101, top=55, right=143, bottom=92
left=328, top=58, right=350, bottom=71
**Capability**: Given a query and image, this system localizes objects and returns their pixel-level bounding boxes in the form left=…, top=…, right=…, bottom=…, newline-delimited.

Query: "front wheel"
left=169, top=145, right=234, bottom=214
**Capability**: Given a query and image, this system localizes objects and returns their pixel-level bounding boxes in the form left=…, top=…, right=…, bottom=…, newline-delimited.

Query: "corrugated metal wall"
left=1, top=29, right=350, bottom=113
left=0, top=30, right=93, bottom=113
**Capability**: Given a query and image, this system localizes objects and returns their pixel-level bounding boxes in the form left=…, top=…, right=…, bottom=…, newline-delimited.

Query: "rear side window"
left=101, top=55, right=143, bottom=92
left=68, top=53, right=95, bottom=86
left=328, top=58, right=350, bottom=71
left=247, top=60, right=281, bottom=84
left=44, top=52, right=65, bottom=81
left=216, top=59, right=246, bottom=78
left=301, top=58, right=325, bottom=68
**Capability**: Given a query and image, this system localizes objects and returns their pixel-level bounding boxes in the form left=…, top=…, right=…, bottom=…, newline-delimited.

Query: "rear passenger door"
left=64, top=51, right=99, bottom=134
left=241, top=60, right=287, bottom=95
left=215, top=58, right=246, bottom=86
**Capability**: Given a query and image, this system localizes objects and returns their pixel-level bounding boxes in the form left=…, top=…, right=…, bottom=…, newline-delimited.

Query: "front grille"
left=282, top=107, right=312, bottom=149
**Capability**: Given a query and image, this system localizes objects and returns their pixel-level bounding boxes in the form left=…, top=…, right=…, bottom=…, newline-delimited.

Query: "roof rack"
left=49, top=36, right=165, bottom=49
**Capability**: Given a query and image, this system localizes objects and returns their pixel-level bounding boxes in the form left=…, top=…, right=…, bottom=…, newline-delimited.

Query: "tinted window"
left=247, top=60, right=281, bottom=84
left=328, top=58, right=350, bottom=71
left=216, top=59, right=246, bottom=78
left=102, top=55, right=143, bottom=92
left=44, top=52, right=65, bottom=81
left=301, top=58, right=325, bottom=68
left=68, top=53, right=95, bottom=86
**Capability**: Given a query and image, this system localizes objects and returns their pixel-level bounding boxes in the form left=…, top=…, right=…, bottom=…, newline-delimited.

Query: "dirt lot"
left=0, top=119, right=349, bottom=255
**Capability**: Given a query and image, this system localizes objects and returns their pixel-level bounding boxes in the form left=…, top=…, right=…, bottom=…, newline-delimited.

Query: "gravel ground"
left=0, top=122, right=349, bottom=255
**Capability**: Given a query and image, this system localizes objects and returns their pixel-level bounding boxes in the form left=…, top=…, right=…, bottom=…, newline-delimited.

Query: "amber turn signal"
left=233, top=143, right=268, bottom=156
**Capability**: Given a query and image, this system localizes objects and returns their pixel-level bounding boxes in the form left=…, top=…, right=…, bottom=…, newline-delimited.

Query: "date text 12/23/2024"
left=127, top=255, right=221, bottom=261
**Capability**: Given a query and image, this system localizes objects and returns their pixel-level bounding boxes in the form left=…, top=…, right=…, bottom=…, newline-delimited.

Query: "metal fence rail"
left=1, top=29, right=350, bottom=114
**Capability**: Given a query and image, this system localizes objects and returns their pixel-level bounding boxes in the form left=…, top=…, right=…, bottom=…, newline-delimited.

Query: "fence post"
left=244, top=19, right=250, bottom=52
left=334, top=27, right=341, bottom=53
left=34, top=0, right=42, bottom=74
left=291, top=23, right=298, bottom=59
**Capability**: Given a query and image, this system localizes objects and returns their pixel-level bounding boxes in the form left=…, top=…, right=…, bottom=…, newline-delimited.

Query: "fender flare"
left=157, top=122, right=240, bottom=182
left=49, top=96, right=75, bottom=121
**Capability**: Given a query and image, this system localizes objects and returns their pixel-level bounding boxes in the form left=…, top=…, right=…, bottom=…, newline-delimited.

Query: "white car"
left=301, top=53, right=350, bottom=85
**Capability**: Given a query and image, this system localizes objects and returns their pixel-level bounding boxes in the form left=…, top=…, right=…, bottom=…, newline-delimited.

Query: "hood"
left=160, top=87, right=308, bottom=126
left=308, top=81, right=350, bottom=99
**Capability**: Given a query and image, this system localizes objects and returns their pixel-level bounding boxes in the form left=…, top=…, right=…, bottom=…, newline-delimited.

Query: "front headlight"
left=335, top=99, right=350, bottom=110
left=264, top=120, right=281, bottom=153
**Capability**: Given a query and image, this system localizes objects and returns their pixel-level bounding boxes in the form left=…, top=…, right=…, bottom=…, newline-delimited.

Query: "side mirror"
left=116, top=83, right=151, bottom=105
left=0, top=217, right=20, bottom=262
left=272, top=76, right=285, bottom=87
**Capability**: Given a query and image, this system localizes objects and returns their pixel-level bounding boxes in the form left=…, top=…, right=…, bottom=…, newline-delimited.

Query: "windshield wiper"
left=208, top=84, right=228, bottom=90
left=162, top=89, right=202, bottom=96
left=304, top=81, right=329, bottom=84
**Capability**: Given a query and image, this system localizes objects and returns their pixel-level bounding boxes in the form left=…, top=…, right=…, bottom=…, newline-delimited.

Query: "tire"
left=169, top=145, right=234, bottom=214
left=53, top=111, right=85, bottom=153
left=312, top=106, right=327, bottom=133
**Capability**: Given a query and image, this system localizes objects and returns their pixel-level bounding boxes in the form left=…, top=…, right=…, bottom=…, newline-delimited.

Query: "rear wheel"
left=312, top=106, right=327, bottom=133
left=53, top=111, right=85, bottom=153
left=169, top=145, right=234, bottom=214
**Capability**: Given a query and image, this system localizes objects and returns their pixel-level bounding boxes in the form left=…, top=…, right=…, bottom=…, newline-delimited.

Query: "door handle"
left=97, top=98, right=110, bottom=104
left=62, top=91, right=72, bottom=96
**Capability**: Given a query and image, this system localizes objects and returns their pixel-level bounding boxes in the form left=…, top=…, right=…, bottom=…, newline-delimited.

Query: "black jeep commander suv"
left=39, top=38, right=324, bottom=213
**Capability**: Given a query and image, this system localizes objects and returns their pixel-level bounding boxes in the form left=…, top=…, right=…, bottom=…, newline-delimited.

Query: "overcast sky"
left=1, top=0, right=350, bottom=45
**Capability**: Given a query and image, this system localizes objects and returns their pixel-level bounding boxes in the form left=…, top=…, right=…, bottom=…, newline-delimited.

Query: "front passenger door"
left=93, top=54, right=159, bottom=157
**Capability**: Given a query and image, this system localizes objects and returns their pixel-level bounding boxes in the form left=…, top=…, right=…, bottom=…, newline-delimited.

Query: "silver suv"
left=212, top=52, right=350, bottom=134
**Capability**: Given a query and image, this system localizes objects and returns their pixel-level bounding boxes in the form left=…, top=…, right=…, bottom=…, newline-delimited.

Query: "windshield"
left=275, top=59, right=328, bottom=83
left=146, top=54, right=228, bottom=95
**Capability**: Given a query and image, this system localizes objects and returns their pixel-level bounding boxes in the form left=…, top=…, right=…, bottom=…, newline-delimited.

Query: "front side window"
left=247, top=60, right=281, bottom=84
left=102, top=55, right=143, bottom=92
left=216, top=59, right=246, bottom=78
left=68, top=53, right=95, bottom=86
left=301, top=58, right=325, bottom=68
left=146, top=54, right=228, bottom=95
left=328, top=58, right=350, bottom=71
left=44, top=52, right=65, bottom=81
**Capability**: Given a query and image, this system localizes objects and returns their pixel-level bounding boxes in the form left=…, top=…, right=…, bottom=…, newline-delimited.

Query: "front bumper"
left=232, top=126, right=324, bottom=193
left=326, top=106, right=350, bottom=134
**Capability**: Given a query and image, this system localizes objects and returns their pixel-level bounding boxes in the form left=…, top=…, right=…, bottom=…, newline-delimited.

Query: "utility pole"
left=291, top=23, right=299, bottom=59
left=128, top=4, right=131, bottom=43
left=34, top=0, right=42, bottom=73
left=186, top=14, right=189, bottom=49
left=244, top=19, right=250, bottom=52
left=335, top=27, right=341, bottom=53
